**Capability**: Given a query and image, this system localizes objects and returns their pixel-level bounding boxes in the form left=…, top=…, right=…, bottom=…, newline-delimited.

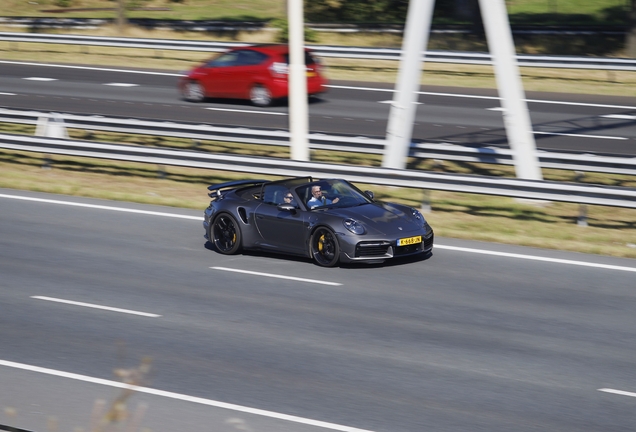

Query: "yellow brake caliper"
left=318, top=234, right=325, bottom=252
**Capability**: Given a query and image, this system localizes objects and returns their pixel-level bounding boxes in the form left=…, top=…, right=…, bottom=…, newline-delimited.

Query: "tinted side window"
left=207, top=51, right=240, bottom=68
left=262, top=185, right=289, bottom=205
left=236, top=50, right=268, bottom=66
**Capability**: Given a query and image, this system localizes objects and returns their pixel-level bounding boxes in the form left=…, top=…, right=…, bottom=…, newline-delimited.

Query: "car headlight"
left=343, top=218, right=365, bottom=235
left=411, top=208, right=428, bottom=229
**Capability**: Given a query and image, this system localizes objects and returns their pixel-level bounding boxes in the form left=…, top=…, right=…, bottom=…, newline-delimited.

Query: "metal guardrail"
left=1, top=108, right=635, bottom=176
left=1, top=132, right=635, bottom=209
left=1, top=31, right=635, bottom=71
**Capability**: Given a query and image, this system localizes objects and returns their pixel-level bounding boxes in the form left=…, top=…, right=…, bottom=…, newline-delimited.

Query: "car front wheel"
left=249, top=84, right=273, bottom=107
left=212, top=213, right=242, bottom=254
left=310, top=227, right=340, bottom=267
left=183, top=80, right=205, bottom=102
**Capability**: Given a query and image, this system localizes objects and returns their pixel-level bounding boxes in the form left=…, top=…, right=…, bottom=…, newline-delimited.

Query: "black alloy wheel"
left=310, top=227, right=340, bottom=267
left=212, top=214, right=242, bottom=254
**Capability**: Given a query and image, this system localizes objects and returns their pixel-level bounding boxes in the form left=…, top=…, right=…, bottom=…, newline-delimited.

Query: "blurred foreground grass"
left=1, top=124, right=635, bottom=259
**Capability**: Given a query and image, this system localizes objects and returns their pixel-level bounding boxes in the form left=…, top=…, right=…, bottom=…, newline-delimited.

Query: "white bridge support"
left=288, top=0, right=310, bottom=161
left=383, top=0, right=542, bottom=181
left=383, top=0, right=436, bottom=170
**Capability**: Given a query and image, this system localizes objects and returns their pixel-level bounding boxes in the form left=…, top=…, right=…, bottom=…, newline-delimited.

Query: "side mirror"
left=364, top=190, right=374, bottom=200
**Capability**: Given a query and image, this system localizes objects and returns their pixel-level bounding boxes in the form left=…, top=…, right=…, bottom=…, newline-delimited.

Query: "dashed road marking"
left=598, top=388, right=636, bottom=398
left=31, top=296, right=161, bottom=317
left=601, top=114, right=636, bottom=120
left=211, top=267, right=343, bottom=286
left=104, top=82, right=139, bottom=87
left=205, top=107, right=287, bottom=116
left=24, top=77, right=57, bottom=81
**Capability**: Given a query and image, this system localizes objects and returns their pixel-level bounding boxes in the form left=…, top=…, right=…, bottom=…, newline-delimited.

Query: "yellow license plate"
left=306, top=71, right=316, bottom=77
left=397, top=235, right=422, bottom=246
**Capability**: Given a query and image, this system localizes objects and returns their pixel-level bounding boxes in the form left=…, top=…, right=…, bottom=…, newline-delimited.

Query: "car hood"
left=326, top=202, right=422, bottom=236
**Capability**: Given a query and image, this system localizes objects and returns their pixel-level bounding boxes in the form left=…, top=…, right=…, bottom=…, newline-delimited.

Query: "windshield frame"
left=296, top=179, right=373, bottom=211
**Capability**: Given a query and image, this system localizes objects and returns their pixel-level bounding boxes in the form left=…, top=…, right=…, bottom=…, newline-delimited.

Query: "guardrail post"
left=157, top=165, right=166, bottom=179
left=577, top=204, right=588, bottom=227
left=421, top=189, right=432, bottom=213
left=575, top=171, right=588, bottom=226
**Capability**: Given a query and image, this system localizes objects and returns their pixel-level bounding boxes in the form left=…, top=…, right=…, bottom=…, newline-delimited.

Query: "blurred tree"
left=304, top=0, right=482, bottom=28
left=304, top=0, right=409, bottom=23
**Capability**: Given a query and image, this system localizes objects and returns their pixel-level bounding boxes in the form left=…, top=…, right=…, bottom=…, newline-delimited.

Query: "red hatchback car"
left=178, top=44, right=327, bottom=107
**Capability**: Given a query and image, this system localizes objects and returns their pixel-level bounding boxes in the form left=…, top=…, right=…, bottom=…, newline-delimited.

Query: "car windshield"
left=297, top=179, right=373, bottom=210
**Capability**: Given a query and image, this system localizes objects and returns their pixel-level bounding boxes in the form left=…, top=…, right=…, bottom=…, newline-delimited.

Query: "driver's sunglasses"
left=285, top=195, right=293, bottom=199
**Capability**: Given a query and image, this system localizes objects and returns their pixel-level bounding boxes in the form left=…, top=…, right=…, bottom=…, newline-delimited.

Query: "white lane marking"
left=598, top=388, right=636, bottom=398
left=526, top=99, right=636, bottom=110
left=211, top=267, right=343, bottom=286
left=3, top=193, right=635, bottom=274
left=487, top=108, right=628, bottom=139
left=378, top=100, right=422, bottom=105
left=435, top=245, right=636, bottom=273
left=0, top=62, right=632, bottom=110
left=205, top=107, right=287, bottom=116
left=24, top=77, right=57, bottom=81
left=0, top=194, right=202, bottom=220
left=0, top=60, right=182, bottom=77
left=0, top=359, right=374, bottom=432
left=104, top=83, right=139, bottom=87
left=31, top=296, right=161, bottom=317
left=533, top=131, right=627, bottom=140
left=602, top=114, right=636, bottom=120
left=328, top=85, right=636, bottom=110
left=0, top=92, right=16, bottom=96
left=327, top=84, right=393, bottom=93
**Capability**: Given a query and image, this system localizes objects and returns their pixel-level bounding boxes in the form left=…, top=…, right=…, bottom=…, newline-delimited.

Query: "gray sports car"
left=203, top=176, right=434, bottom=267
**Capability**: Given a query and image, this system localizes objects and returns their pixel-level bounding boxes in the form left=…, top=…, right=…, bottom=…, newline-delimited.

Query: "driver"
left=307, top=185, right=339, bottom=209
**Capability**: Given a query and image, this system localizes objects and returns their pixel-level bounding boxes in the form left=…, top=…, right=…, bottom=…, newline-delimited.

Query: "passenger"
left=282, top=191, right=296, bottom=206
left=307, top=185, right=339, bottom=209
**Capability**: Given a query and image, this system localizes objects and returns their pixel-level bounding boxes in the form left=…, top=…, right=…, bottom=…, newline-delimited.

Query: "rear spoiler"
left=207, top=179, right=268, bottom=198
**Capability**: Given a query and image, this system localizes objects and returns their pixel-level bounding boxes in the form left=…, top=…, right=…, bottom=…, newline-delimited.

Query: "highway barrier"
left=1, top=132, right=635, bottom=209
left=1, top=108, right=635, bottom=176
left=1, top=32, right=635, bottom=71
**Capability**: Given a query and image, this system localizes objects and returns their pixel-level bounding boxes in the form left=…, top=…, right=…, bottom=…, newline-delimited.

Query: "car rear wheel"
left=212, top=214, right=242, bottom=254
left=249, top=84, right=273, bottom=107
left=310, top=227, right=340, bottom=267
left=183, top=80, right=205, bottom=102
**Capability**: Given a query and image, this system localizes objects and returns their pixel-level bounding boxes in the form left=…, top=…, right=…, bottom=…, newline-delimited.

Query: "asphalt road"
left=1, top=60, right=636, bottom=155
left=1, top=188, right=636, bottom=432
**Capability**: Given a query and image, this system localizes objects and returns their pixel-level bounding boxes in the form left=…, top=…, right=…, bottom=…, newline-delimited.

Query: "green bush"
left=271, top=18, right=318, bottom=43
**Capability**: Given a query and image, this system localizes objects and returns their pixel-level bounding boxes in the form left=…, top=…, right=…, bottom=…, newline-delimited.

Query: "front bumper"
left=341, top=230, right=434, bottom=262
